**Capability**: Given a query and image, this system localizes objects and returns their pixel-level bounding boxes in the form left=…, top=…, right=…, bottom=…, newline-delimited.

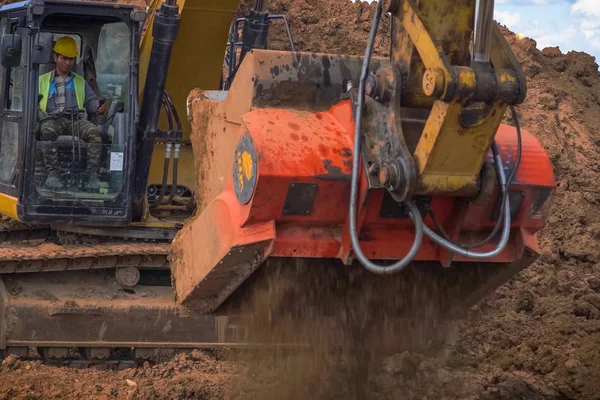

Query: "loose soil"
left=2, top=0, right=600, bottom=399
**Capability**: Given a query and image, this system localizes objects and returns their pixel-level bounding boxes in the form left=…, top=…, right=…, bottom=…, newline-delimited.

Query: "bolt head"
left=422, top=68, right=446, bottom=98
left=379, top=166, right=392, bottom=187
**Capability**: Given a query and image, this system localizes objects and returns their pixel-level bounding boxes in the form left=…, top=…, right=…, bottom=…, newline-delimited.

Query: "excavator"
left=0, top=0, right=555, bottom=365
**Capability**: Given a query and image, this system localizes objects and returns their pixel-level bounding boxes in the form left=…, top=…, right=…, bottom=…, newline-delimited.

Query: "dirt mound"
left=240, top=0, right=391, bottom=56
left=448, top=26, right=600, bottom=399
left=0, top=351, right=233, bottom=400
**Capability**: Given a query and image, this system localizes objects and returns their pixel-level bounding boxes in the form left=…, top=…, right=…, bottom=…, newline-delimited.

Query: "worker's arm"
left=83, top=81, right=106, bottom=123
left=83, top=81, right=99, bottom=116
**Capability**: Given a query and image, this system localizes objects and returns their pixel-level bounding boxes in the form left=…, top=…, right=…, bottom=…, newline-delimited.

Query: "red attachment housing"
left=171, top=99, right=556, bottom=311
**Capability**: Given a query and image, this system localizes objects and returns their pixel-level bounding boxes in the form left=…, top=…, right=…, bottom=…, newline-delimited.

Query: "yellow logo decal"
left=236, top=150, right=254, bottom=193
left=242, top=151, right=253, bottom=181
left=237, top=151, right=244, bottom=191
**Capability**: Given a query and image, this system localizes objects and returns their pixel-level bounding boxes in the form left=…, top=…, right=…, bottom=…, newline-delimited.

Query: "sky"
left=355, top=0, right=600, bottom=62
left=494, top=0, right=600, bottom=61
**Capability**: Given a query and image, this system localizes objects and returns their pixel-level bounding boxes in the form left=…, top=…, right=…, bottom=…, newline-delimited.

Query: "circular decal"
left=233, top=133, right=257, bottom=205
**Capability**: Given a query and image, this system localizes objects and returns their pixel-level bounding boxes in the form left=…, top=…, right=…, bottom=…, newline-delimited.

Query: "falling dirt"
left=2, top=0, right=600, bottom=399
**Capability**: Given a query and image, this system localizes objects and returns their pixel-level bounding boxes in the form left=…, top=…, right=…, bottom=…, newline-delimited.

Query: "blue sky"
left=356, top=0, right=600, bottom=62
left=494, top=0, right=600, bottom=61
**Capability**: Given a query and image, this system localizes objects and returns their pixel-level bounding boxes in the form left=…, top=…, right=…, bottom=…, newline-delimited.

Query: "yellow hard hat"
left=53, top=36, right=78, bottom=58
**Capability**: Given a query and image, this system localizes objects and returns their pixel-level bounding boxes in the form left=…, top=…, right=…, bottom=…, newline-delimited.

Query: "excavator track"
left=0, top=216, right=175, bottom=274
left=0, top=270, right=250, bottom=366
left=0, top=217, right=50, bottom=245
left=0, top=253, right=538, bottom=368
left=1, top=347, right=217, bottom=368
left=0, top=241, right=171, bottom=274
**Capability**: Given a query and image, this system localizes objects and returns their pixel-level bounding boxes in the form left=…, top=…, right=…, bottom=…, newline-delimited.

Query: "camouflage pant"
left=40, top=117, right=102, bottom=173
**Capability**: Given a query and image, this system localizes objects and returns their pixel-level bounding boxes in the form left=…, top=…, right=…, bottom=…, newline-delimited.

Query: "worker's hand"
left=98, top=100, right=106, bottom=114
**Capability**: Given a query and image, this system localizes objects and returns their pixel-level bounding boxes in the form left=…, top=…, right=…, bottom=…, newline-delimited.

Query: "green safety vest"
left=38, top=71, right=85, bottom=112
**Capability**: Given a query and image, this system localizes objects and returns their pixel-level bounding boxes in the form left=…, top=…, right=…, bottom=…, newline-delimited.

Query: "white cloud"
left=494, top=0, right=600, bottom=62
left=494, top=10, right=521, bottom=27
left=571, top=0, right=600, bottom=49
left=353, top=0, right=600, bottom=62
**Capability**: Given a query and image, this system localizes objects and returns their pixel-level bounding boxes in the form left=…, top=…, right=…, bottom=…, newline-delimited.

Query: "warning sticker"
left=110, top=152, right=124, bottom=171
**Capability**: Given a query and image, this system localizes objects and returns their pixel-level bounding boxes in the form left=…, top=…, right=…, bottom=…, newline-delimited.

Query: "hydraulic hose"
left=422, top=142, right=512, bottom=259
left=166, top=143, right=180, bottom=205
left=348, top=0, right=424, bottom=274
left=349, top=0, right=515, bottom=272
left=152, top=142, right=171, bottom=207
left=459, top=105, right=522, bottom=249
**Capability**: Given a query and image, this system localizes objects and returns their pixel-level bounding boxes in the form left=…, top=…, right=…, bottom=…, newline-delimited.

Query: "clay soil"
left=2, top=0, right=600, bottom=399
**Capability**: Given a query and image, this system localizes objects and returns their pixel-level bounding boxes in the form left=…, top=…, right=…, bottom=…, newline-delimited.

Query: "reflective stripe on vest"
left=38, top=71, right=85, bottom=112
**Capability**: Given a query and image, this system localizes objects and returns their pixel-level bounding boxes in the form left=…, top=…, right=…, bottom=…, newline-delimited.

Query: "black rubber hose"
left=422, top=142, right=512, bottom=259
left=152, top=143, right=171, bottom=207
left=348, top=0, right=424, bottom=274
left=429, top=105, right=523, bottom=249
left=166, top=143, right=179, bottom=205
left=162, top=98, right=173, bottom=131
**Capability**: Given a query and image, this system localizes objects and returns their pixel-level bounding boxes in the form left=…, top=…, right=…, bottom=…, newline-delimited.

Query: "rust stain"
left=318, top=144, right=329, bottom=157
left=340, top=148, right=352, bottom=158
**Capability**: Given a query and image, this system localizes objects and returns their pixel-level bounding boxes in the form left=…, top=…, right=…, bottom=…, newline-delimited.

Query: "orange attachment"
left=173, top=98, right=556, bottom=311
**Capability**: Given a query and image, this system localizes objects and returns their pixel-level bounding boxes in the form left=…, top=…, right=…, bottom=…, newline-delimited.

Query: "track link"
left=0, top=216, right=176, bottom=275
left=0, top=241, right=171, bottom=274
left=0, top=346, right=222, bottom=368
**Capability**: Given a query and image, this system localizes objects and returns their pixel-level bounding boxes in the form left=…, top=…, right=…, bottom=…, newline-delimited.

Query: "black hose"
left=348, top=0, right=424, bottom=275
left=428, top=209, right=450, bottom=241
left=429, top=105, right=523, bottom=249
left=162, top=98, right=173, bottom=131
left=152, top=143, right=171, bottom=208
left=164, top=90, right=181, bottom=131
left=462, top=105, right=522, bottom=248
left=422, top=142, right=512, bottom=259
left=166, top=143, right=179, bottom=205
left=280, top=16, right=296, bottom=52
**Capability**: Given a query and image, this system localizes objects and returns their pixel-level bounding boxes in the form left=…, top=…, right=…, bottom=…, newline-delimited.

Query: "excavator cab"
left=0, top=0, right=143, bottom=225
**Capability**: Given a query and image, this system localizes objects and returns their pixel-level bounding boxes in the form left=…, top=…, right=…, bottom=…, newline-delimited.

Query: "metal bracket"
left=154, top=129, right=182, bottom=141
left=282, top=182, right=318, bottom=216
left=379, top=193, right=430, bottom=219
left=361, top=66, right=418, bottom=203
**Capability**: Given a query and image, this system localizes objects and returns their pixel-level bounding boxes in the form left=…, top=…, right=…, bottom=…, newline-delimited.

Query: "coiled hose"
left=348, top=0, right=516, bottom=274
left=348, top=0, right=423, bottom=275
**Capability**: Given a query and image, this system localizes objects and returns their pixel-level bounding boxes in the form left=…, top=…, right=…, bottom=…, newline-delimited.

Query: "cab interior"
left=34, top=13, right=132, bottom=199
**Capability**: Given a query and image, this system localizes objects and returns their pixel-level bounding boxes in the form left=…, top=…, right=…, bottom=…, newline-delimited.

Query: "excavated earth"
left=2, top=0, right=600, bottom=399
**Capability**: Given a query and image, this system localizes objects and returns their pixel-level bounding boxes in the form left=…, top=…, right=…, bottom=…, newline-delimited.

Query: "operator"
left=38, top=36, right=106, bottom=191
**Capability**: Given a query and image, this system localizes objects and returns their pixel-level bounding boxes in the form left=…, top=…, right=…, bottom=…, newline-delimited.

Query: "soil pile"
left=0, top=350, right=233, bottom=400
left=448, top=27, right=600, bottom=399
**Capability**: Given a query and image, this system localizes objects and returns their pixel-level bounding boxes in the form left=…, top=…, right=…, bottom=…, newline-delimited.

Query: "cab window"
left=33, top=19, right=131, bottom=200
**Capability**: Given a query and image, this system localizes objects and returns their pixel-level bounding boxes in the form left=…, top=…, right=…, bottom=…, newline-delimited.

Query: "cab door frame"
left=16, top=2, right=138, bottom=226
left=0, top=9, right=29, bottom=220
